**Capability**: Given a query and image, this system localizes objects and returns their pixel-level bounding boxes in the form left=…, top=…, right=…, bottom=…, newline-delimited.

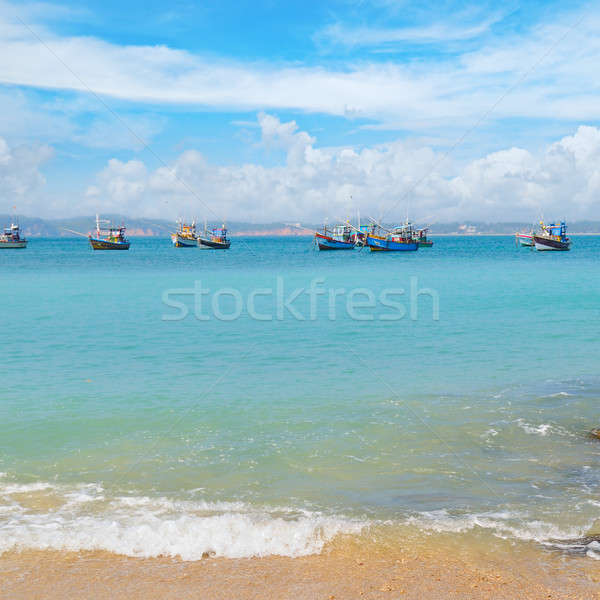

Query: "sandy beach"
left=3, top=534, right=600, bottom=600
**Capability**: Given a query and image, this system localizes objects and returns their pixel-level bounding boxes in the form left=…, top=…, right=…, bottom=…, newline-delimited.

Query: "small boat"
left=415, top=227, right=433, bottom=247
left=89, top=215, right=130, bottom=250
left=171, top=219, right=198, bottom=247
left=365, top=222, right=418, bottom=252
left=314, top=224, right=357, bottom=250
left=0, top=223, right=27, bottom=248
left=515, top=231, right=534, bottom=247
left=533, top=221, right=571, bottom=251
left=198, top=224, right=231, bottom=249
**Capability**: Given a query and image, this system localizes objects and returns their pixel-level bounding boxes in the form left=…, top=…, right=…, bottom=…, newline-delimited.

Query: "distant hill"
left=2, top=215, right=600, bottom=237
left=0, top=215, right=318, bottom=237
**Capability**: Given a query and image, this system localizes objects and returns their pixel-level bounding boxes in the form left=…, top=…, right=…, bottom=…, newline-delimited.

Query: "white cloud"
left=316, top=15, right=502, bottom=48
left=81, top=115, right=600, bottom=223
left=73, top=114, right=166, bottom=150
left=0, top=3, right=598, bottom=129
left=0, top=87, right=165, bottom=150
left=0, top=135, right=53, bottom=212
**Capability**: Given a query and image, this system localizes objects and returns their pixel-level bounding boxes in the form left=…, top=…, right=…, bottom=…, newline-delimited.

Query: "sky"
left=1, top=0, right=600, bottom=223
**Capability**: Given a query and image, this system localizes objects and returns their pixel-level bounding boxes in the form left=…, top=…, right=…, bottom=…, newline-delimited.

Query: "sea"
left=1, top=235, right=600, bottom=561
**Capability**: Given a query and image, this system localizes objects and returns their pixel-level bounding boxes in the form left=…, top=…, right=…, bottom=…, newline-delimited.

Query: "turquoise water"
left=1, top=236, right=600, bottom=559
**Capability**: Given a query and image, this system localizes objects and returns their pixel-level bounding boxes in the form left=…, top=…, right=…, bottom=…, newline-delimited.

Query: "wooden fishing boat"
left=365, top=222, right=418, bottom=252
left=415, top=227, right=433, bottom=247
left=515, top=231, right=534, bottom=247
left=89, top=215, right=130, bottom=250
left=314, top=224, right=357, bottom=250
left=0, top=223, right=27, bottom=248
left=198, top=224, right=231, bottom=249
left=171, top=219, right=198, bottom=247
left=533, top=221, right=570, bottom=251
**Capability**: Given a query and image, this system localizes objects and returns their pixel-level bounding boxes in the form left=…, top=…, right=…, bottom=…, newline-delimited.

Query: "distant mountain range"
left=3, top=215, right=600, bottom=236
left=0, top=215, right=316, bottom=237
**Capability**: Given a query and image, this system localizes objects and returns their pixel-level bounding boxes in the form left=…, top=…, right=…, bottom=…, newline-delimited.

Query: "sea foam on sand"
left=0, top=482, right=365, bottom=560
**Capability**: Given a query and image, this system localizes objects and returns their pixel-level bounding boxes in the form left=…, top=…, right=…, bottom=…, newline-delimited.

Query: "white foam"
left=514, top=419, right=576, bottom=437
left=0, top=485, right=365, bottom=560
left=516, top=420, right=553, bottom=436
left=0, top=482, right=56, bottom=495
left=406, top=509, right=588, bottom=544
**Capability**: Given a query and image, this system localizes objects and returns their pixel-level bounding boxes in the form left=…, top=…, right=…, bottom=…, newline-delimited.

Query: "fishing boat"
left=0, top=223, right=27, bottom=248
left=314, top=223, right=357, bottom=250
left=198, top=224, right=231, bottom=249
left=415, top=227, right=433, bottom=247
left=533, top=221, right=571, bottom=251
left=515, top=231, right=534, bottom=247
left=171, top=219, right=198, bottom=247
left=89, top=215, right=130, bottom=250
left=365, top=221, right=418, bottom=252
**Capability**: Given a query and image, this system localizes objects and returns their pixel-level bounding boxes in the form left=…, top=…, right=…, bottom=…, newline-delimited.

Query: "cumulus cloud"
left=0, top=136, right=53, bottom=212
left=82, top=115, right=600, bottom=223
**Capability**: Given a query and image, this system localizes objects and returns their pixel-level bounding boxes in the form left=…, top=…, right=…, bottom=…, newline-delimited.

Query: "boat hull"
left=171, top=233, right=197, bottom=247
left=366, top=235, right=418, bottom=252
left=533, top=235, right=570, bottom=251
left=417, top=240, right=433, bottom=247
left=198, top=237, right=231, bottom=249
left=0, top=240, right=27, bottom=248
left=314, top=232, right=355, bottom=250
left=89, top=238, right=130, bottom=250
left=516, top=233, right=534, bottom=247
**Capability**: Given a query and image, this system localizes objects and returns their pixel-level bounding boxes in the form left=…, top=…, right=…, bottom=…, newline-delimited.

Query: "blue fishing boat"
left=314, top=224, right=357, bottom=250
left=365, top=222, right=418, bottom=252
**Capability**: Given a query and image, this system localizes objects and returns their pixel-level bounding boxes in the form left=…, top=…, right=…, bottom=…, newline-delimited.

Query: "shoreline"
left=2, top=534, right=599, bottom=599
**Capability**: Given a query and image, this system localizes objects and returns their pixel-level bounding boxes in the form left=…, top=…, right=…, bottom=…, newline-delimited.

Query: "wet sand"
left=2, top=535, right=600, bottom=600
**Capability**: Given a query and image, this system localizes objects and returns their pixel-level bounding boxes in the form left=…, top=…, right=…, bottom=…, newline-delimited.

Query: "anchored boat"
left=515, top=231, right=534, bottom=247
left=314, top=223, right=357, bottom=250
left=0, top=223, right=27, bottom=248
left=365, top=221, right=418, bottom=252
left=171, top=219, right=198, bottom=247
left=415, top=227, right=433, bottom=247
left=533, top=221, right=571, bottom=251
left=198, top=224, right=231, bottom=249
left=89, top=215, right=130, bottom=250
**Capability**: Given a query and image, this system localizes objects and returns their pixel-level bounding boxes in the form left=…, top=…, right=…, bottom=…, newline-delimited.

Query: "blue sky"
left=1, top=0, right=599, bottom=222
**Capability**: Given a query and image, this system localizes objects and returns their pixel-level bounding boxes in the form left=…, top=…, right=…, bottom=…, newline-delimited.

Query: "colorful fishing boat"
left=415, top=227, right=433, bottom=247
left=533, top=221, right=570, bottom=251
left=198, top=224, right=231, bottom=249
left=365, top=222, right=418, bottom=252
left=171, top=219, right=198, bottom=247
left=89, top=215, right=130, bottom=250
left=0, top=223, right=27, bottom=248
left=314, top=224, right=357, bottom=250
left=515, top=231, right=534, bottom=247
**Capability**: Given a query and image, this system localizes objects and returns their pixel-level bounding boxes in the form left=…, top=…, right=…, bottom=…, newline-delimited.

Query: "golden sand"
left=2, top=534, right=600, bottom=600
